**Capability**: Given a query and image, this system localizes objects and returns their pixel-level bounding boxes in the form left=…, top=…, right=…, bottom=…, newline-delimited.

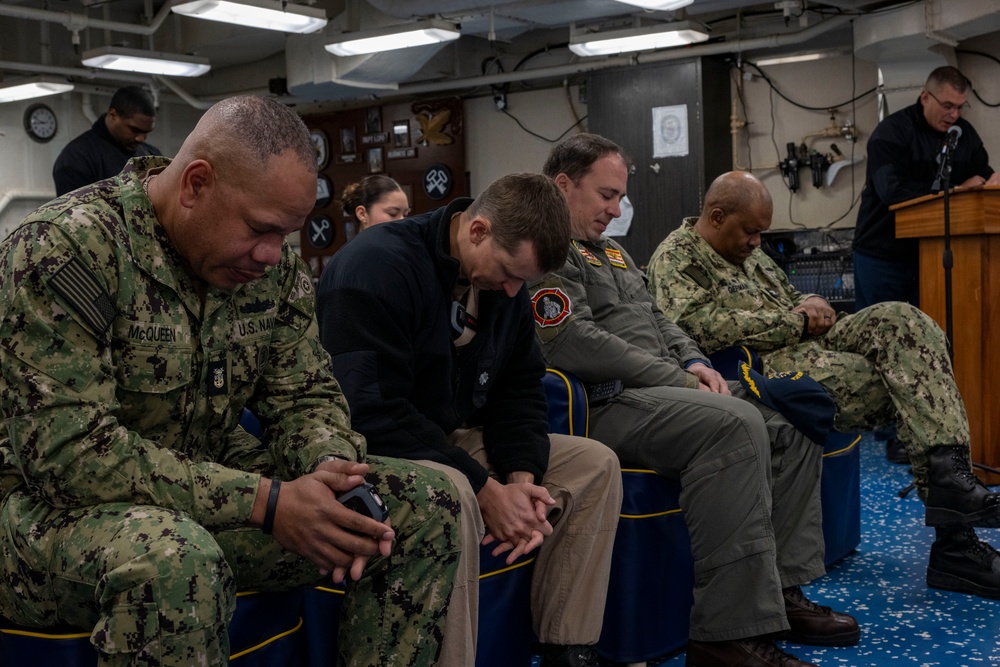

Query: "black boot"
left=538, top=644, right=600, bottom=667
left=924, top=445, right=1000, bottom=527
left=927, top=527, right=1000, bottom=600
left=885, top=437, right=910, bottom=465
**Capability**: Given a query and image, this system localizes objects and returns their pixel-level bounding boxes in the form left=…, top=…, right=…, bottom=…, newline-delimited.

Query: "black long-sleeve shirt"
left=316, top=199, right=550, bottom=493
left=854, top=99, right=992, bottom=263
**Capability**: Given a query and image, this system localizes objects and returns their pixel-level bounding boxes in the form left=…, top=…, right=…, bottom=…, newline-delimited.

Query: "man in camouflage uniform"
left=529, top=134, right=859, bottom=667
left=0, top=96, right=461, bottom=667
left=647, top=169, right=1000, bottom=601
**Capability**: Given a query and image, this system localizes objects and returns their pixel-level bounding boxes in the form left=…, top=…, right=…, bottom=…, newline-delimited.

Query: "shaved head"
left=702, top=171, right=772, bottom=217
left=174, top=96, right=316, bottom=187
left=696, top=171, right=774, bottom=266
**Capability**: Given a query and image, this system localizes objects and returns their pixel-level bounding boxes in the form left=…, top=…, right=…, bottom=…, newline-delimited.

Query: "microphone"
left=943, top=124, right=962, bottom=151
left=932, top=125, right=963, bottom=193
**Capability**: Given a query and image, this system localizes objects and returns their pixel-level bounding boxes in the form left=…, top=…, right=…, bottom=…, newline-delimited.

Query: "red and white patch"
left=532, top=288, right=572, bottom=327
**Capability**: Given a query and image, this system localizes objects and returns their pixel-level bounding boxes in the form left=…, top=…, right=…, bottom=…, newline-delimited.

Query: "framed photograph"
left=340, top=127, right=357, bottom=154
left=392, top=120, right=410, bottom=148
left=367, top=147, right=384, bottom=174
left=366, top=106, right=382, bottom=134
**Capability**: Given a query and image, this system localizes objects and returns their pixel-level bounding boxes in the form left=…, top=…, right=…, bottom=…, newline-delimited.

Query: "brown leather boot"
left=782, top=586, right=860, bottom=646
left=686, top=637, right=817, bottom=667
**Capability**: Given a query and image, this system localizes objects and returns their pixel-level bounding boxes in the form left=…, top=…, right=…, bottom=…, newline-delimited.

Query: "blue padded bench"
left=542, top=368, right=692, bottom=663
left=541, top=364, right=862, bottom=664
left=706, top=346, right=862, bottom=567
left=0, top=589, right=308, bottom=667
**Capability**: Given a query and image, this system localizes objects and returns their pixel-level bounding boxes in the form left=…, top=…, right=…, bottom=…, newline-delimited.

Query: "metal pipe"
left=0, top=1, right=174, bottom=37
left=393, top=14, right=853, bottom=97
left=153, top=75, right=213, bottom=110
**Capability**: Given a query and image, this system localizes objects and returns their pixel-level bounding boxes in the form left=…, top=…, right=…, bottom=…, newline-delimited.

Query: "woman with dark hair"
left=342, top=175, right=410, bottom=232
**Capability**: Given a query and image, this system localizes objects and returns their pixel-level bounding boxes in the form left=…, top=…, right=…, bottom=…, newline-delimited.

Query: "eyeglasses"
left=925, top=89, right=971, bottom=113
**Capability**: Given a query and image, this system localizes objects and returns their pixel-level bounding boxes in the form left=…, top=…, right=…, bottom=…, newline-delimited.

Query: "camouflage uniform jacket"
left=0, top=156, right=363, bottom=529
left=647, top=218, right=821, bottom=355
left=529, top=237, right=704, bottom=389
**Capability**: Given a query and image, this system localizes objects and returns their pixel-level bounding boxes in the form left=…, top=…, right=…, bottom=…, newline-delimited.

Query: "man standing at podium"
left=853, top=65, right=1000, bottom=309
left=649, top=170, right=1000, bottom=603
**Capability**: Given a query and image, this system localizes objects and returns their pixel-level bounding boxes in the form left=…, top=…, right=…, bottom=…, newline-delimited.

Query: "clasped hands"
left=478, top=473, right=555, bottom=565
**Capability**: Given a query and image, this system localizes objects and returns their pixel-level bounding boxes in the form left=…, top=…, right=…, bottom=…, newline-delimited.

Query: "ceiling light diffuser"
left=0, top=75, right=74, bottom=103
left=325, top=20, right=461, bottom=57
left=569, top=20, right=709, bottom=57
left=754, top=52, right=837, bottom=67
left=172, top=0, right=328, bottom=34
left=613, top=0, right=695, bottom=10
left=82, top=46, right=211, bottom=77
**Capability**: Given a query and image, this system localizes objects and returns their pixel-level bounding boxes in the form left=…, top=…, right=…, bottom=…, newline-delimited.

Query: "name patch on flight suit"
left=532, top=288, right=571, bottom=327
left=573, top=240, right=602, bottom=266
left=604, top=248, right=627, bottom=269
left=207, top=358, right=228, bottom=395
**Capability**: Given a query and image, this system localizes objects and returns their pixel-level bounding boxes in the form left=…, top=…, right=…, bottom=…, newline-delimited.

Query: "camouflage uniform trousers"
left=761, top=300, right=969, bottom=500
left=0, top=450, right=462, bottom=667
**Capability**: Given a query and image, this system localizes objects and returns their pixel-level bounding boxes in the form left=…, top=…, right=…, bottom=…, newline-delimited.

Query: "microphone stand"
left=941, top=159, right=954, bottom=360
left=931, top=135, right=956, bottom=359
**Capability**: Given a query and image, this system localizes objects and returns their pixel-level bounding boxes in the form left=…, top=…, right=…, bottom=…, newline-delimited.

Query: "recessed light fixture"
left=81, top=46, right=211, bottom=77
left=569, top=20, right=709, bottom=57
left=171, top=0, right=328, bottom=34
left=325, top=19, right=461, bottom=57
left=0, top=75, right=74, bottom=103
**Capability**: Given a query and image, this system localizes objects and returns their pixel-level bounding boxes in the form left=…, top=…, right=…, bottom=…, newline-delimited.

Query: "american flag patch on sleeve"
left=48, top=258, right=117, bottom=335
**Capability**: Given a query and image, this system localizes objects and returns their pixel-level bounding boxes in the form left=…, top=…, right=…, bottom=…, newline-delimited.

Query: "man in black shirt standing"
left=53, top=85, right=160, bottom=195
left=853, top=65, right=1000, bottom=309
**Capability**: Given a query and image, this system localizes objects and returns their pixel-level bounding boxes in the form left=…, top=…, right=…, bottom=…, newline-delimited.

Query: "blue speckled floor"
left=649, top=434, right=1000, bottom=666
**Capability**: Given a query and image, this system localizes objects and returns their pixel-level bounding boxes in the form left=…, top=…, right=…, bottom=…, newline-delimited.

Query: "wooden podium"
left=892, top=186, right=1000, bottom=474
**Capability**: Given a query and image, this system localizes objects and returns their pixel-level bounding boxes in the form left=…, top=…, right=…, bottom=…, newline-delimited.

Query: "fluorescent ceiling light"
left=613, top=0, right=695, bottom=10
left=82, top=46, right=211, bottom=77
left=325, top=20, right=461, bottom=57
left=172, top=0, right=328, bottom=34
left=754, top=52, right=839, bottom=67
left=0, top=75, right=74, bottom=103
left=569, top=20, right=709, bottom=57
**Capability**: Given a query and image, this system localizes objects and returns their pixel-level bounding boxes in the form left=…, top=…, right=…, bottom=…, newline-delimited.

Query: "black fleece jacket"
left=316, top=198, right=550, bottom=493
left=854, top=99, right=993, bottom=263
left=52, top=114, right=160, bottom=196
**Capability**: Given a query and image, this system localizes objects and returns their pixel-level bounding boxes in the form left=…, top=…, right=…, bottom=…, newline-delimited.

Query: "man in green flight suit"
left=529, top=133, right=859, bottom=667
left=0, top=95, right=461, bottom=666
left=648, top=169, right=1000, bottom=601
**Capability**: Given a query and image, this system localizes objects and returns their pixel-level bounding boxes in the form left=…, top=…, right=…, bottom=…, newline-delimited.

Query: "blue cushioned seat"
left=706, top=347, right=862, bottom=567
left=542, top=369, right=692, bottom=664
left=476, top=544, right=538, bottom=667
left=1, top=591, right=307, bottom=666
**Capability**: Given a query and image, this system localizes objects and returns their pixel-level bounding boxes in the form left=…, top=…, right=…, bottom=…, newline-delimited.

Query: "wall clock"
left=24, top=103, right=57, bottom=143
left=309, top=129, right=329, bottom=169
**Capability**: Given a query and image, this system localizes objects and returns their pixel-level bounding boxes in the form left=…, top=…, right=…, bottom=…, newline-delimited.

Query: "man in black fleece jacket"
left=317, top=172, right=622, bottom=667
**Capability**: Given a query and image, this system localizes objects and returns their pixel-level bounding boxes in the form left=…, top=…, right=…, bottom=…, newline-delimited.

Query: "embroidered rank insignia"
left=605, top=247, right=627, bottom=269
left=573, top=240, right=602, bottom=266
left=207, top=358, right=228, bottom=396
left=532, top=288, right=572, bottom=327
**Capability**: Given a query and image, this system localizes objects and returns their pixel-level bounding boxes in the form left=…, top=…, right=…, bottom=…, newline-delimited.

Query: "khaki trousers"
left=417, top=428, right=622, bottom=665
